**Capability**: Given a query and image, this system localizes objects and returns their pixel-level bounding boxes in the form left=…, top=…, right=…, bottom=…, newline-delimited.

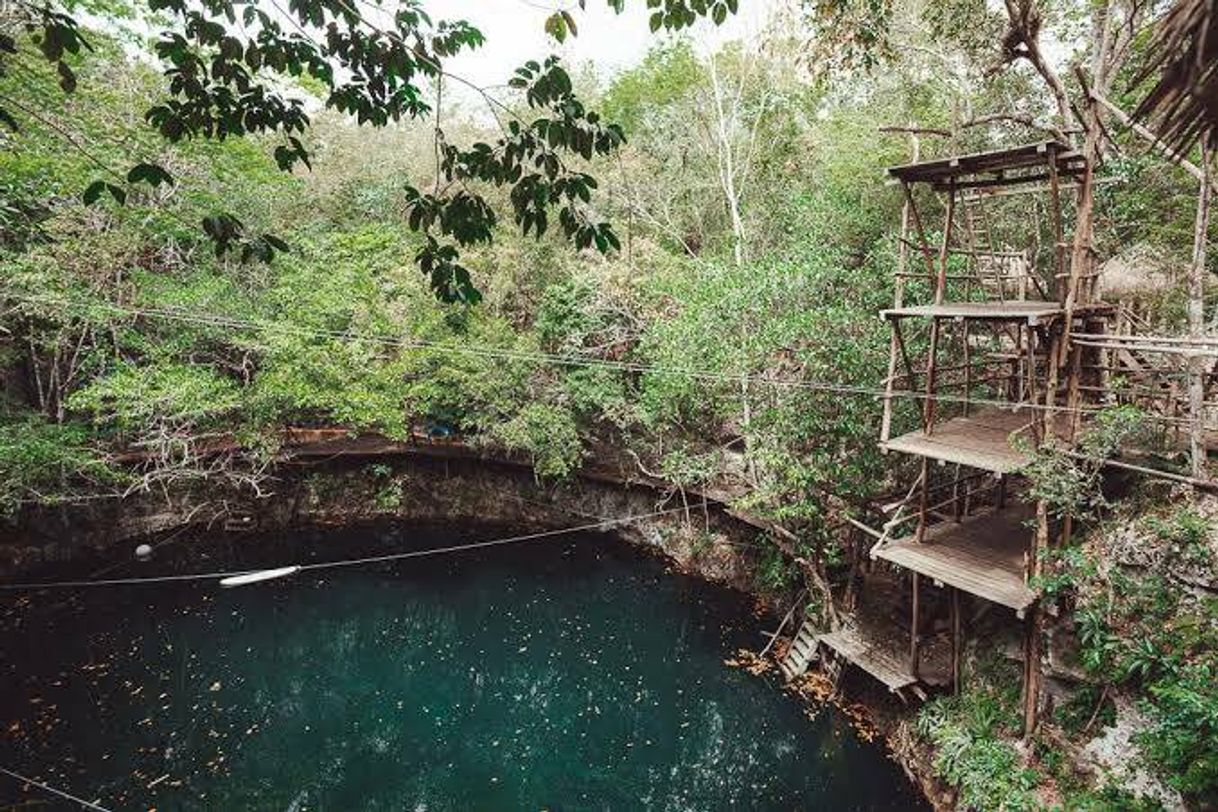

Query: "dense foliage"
left=1062, top=498, right=1218, bottom=804
left=2, top=0, right=1217, bottom=807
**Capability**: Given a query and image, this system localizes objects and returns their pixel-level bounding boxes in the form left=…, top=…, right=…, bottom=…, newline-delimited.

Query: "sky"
left=428, top=0, right=784, bottom=88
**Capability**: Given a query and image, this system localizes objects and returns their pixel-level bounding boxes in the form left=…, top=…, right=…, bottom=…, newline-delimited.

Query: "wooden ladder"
left=778, top=620, right=820, bottom=681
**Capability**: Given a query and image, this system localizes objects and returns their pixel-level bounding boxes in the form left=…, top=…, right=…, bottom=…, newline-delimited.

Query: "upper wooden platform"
left=882, top=408, right=1040, bottom=473
left=872, top=505, right=1037, bottom=612
left=882, top=301, right=1063, bottom=325
left=887, top=140, right=1085, bottom=190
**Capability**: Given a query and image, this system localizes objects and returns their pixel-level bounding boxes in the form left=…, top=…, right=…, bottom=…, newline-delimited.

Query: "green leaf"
left=126, top=162, right=174, bottom=187
left=544, top=12, right=567, bottom=43
left=106, top=184, right=126, bottom=205
left=57, top=62, right=76, bottom=93
left=82, top=180, right=106, bottom=205
left=263, top=233, right=290, bottom=252
left=561, top=10, right=579, bottom=37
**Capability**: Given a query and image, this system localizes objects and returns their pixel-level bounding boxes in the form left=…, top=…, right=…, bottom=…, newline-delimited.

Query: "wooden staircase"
left=778, top=620, right=819, bottom=681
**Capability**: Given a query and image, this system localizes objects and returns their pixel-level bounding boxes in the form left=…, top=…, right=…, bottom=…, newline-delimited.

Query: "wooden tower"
left=813, top=142, right=1109, bottom=730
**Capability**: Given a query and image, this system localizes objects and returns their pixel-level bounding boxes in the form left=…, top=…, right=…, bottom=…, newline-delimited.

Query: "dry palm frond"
left=1133, top=0, right=1218, bottom=152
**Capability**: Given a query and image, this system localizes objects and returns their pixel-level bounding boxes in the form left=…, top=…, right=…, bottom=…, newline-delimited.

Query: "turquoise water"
left=1, top=523, right=927, bottom=810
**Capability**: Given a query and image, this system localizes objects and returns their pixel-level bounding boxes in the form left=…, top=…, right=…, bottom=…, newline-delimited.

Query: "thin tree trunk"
left=708, top=54, right=746, bottom=268
left=1189, top=143, right=1212, bottom=479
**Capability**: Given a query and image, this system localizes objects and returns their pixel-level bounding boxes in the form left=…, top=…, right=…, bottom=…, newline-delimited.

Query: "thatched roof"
left=1133, top=0, right=1218, bottom=153
left=1097, top=246, right=1173, bottom=299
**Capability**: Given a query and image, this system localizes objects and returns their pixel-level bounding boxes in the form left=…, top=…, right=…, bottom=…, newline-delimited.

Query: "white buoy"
left=219, top=566, right=300, bottom=588
left=135, top=544, right=153, bottom=562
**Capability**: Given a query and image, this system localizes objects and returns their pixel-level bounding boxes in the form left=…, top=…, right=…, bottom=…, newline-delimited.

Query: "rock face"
left=1, top=454, right=764, bottom=595
left=1078, top=697, right=1186, bottom=810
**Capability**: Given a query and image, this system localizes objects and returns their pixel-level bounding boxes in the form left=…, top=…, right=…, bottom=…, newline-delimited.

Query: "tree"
left=0, top=0, right=739, bottom=301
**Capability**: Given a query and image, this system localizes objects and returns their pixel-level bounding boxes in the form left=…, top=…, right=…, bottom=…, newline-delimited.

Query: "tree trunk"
left=1189, top=142, right=1212, bottom=479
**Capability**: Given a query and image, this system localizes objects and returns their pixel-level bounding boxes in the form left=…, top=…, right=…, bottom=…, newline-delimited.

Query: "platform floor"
left=818, top=627, right=919, bottom=693
left=881, top=301, right=1064, bottom=323
left=882, top=408, right=1041, bottom=473
left=873, top=505, right=1037, bottom=612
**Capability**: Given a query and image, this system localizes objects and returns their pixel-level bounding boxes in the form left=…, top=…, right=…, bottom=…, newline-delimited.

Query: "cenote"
left=1, top=522, right=928, bottom=810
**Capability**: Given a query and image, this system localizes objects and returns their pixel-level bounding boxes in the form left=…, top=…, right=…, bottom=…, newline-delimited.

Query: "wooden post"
left=1047, top=145, right=1065, bottom=303
left=962, top=320, right=972, bottom=416
left=910, top=571, right=921, bottom=678
left=902, top=183, right=939, bottom=282
left=1024, top=328, right=1062, bottom=742
left=936, top=182, right=957, bottom=305
left=916, top=457, right=931, bottom=543
left=952, top=462, right=964, bottom=522
left=1022, top=604, right=1042, bottom=739
left=951, top=587, right=961, bottom=694
left=921, top=184, right=957, bottom=439
left=882, top=140, right=919, bottom=444
left=1063, top=81, right=1100, bottom=365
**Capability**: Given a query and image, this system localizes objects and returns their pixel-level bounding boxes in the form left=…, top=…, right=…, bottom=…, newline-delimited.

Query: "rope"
left=0, top=291, right=1142, bottom=419
left=0, top=505, right=695, bottom=592
left=0, top=767, right=112, bottom=811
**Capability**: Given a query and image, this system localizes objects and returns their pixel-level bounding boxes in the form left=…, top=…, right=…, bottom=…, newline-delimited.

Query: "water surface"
left=1, top=523, right=927, bottom=810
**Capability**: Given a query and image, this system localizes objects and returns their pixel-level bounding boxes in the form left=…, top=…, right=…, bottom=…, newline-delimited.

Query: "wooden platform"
left=872, top=505, right=1037, bottom=612
left=881, top=301, right=1064, bottom=324
left=818, top=626, right=918, bottom=693
left=886, top=140, right=1085, bottom=189
left=882, top=408, right=1039, bottom=473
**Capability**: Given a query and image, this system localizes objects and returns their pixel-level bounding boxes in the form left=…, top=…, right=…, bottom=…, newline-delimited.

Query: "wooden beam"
left=901, top=183, right=939, bottom=282
left=1091, top=90, right=1218, bottom=196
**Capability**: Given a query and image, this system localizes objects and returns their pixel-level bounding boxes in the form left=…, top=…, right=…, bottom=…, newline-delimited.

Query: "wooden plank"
left=819, top=627, right=918, bottom=692
left=881, top=408, right=1040, bottom=473
left=873, top=504, right=1038, bottom=611
left=886, top=140, right=1075, bottom=184
left=881, top=301, right=1064, bottom=323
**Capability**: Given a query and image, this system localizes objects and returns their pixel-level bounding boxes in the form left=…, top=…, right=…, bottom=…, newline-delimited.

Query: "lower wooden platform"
left=872, top=505, right=1037, bottom=612
left=818, top=626, right=919, bottom=694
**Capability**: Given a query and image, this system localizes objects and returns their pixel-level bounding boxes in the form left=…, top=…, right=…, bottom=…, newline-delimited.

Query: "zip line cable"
left=0, top=291, right=1186, bottom=423
left=0, top=767, right=112, bottom=811
left=0, top=505, right=696, bottom=592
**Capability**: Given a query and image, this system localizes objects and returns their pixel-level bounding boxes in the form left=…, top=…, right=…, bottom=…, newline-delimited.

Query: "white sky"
left=429, top=0, right=783, bottom=88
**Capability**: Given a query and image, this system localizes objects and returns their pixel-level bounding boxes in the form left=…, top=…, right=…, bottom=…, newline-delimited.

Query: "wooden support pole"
left=1022, top=604, right=1042, bottom=740
left=1024, top=325, right=1062, bottom=742
left=1046, top=145, right=1065, bottom=301
left=964, top=321, right=975, bottom=403
left=951, top=587, right=962, bottom=695
left=1063, top=72, right=1100, bottom=364
left=910, top=571, right=921, bottom=678
left=916, top=457, right=931, bottom=543
left=936, top=183, right=957, bottom=305
left=881, top=332, right=900, bottom=444
left=952, top=462, right=964, bottom=522
left=901, top=183, right=939, bottom=282
left=883, top=147, right=918, bottom=444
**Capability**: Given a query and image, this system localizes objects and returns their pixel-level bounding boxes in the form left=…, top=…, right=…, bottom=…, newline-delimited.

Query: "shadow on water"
left=1, top=521, right=929, bottom=810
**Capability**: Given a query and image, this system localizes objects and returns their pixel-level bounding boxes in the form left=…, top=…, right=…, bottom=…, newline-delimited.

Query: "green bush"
left=0, top=414, right=121, bottom=514
left=914, top=657, right=1039, bottom=811
left=487, top=402, right=584, bottom=480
